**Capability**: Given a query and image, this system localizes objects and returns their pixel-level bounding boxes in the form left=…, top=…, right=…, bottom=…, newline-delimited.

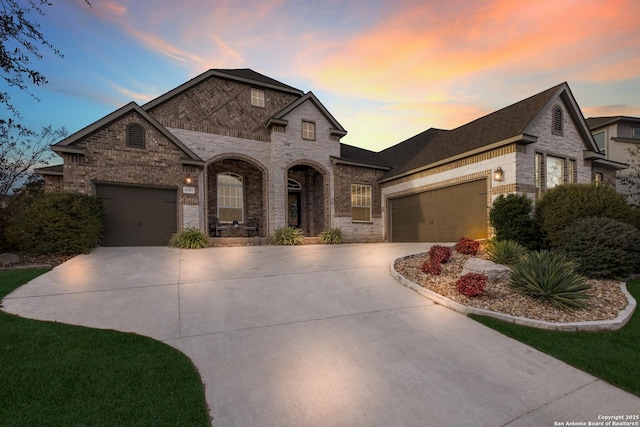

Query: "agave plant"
left=509, top=250, right=591, bottom=309
left=485, top=239, right=528, bottom=267
left=271, top=227, right=304, bottom=245
left=168, top=228, right=209, bottom=249
left=318, top=227, right=344, bottom=244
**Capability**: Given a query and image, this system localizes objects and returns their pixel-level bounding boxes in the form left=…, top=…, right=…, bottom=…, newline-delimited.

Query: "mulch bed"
left=394, top=250, right=630, bottom=323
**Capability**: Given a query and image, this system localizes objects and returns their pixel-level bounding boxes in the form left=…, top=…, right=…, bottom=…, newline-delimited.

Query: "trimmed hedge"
left=5, top=192, right=104, bottom=254
left=556, top=216, right=640, bottom=279
left=489, top=193, right=541, bottom=250
left=534, top=184, right=638, bottom=248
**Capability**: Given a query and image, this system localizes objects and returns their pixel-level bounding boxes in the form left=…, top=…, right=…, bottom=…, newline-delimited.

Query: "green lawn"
left=0, top=269, right=210, bottom=426
left=470, top=279, right=640, bottom=397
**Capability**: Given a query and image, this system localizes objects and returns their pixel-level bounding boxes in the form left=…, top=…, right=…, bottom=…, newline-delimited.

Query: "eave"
left=380, top=133, right=536, bottom=184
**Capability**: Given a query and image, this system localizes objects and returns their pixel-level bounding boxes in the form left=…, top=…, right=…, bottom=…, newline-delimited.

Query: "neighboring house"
left=37, top=70, right=621, bottom=245
left=586, top=116, right=640, bottom=204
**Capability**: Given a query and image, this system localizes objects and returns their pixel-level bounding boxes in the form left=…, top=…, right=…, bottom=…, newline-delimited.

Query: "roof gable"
left=52, top=102, right=202, bottom=163
left=381, top=82, right=598, bottom=180
left=269, top=92, right=347, bottom=137
left=143, top=68, right=304, bottom=111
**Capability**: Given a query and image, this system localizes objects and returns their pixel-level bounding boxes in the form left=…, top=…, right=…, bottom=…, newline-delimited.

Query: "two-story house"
left=37, top=70, right=621, bottom=245
left=586, top=116, right=640, bottom=204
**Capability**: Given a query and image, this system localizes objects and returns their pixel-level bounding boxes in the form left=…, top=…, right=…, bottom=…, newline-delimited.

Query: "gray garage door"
left=96, top=184, right=177, bottom=246
left=389, top=179, right=488, bottom=242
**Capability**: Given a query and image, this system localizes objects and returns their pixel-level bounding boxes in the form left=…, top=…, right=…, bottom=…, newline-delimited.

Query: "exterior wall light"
left=494, top=167, right=504, bottom=182
left=184, top=176, right=193, bottom=184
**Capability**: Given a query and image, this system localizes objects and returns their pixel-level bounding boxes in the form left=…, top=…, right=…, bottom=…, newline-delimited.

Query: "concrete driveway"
left=3, top=244, right=639, bottom=426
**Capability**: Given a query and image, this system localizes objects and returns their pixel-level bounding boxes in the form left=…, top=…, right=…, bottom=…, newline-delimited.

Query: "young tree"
left=618, top=145, right=640, bottom=206
left=0, top=125, right=66, bottom=198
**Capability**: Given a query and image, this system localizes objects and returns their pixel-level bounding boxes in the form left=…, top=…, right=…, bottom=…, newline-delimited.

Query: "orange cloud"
left=300, top=0, right=640, bottom=103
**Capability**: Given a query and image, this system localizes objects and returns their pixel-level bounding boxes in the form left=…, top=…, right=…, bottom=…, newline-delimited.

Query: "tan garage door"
left=96, top=184, right=177, bottom=246
left=389, top=179, right=488, bottom=242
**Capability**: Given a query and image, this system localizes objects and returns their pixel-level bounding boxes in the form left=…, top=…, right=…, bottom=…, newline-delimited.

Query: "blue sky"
left=7, top=0, right=640, bottom=152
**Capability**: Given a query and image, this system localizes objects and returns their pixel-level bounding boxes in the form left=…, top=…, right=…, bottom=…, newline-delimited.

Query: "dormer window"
left=251, top=89, right=265, bottom=107
left=302, top=121, right=315, bottom=140
left=552, top=105, right=563, bottom=135
left=127, top=123, right=145, bottom=148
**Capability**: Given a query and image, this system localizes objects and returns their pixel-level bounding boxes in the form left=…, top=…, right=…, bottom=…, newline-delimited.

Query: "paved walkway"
left=3, top=244, right=639, bottom=426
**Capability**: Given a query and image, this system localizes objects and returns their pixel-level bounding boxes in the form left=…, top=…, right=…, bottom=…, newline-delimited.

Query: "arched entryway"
left=207, top=157, right=267, bottom=237
left=286, top=162, right=328, bottom=236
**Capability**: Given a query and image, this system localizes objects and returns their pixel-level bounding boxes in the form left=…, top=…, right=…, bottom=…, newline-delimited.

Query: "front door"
left=288, top=192, right=301, bottom=228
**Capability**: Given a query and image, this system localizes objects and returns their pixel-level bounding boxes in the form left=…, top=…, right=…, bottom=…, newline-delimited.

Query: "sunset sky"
left=8, top=0, right=640, bottom=152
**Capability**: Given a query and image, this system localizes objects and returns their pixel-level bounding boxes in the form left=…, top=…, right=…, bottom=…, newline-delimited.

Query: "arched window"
left=217, top=173, right=244, bottom=223
left=127, top=123, right=145, bottom=148
left=288, top=179, right=301, bottom=191
left=552, top=105, right=563, bottom=135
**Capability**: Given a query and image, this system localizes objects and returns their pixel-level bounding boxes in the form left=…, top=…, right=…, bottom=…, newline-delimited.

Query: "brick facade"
left=41, top=72, right=619, bottom=246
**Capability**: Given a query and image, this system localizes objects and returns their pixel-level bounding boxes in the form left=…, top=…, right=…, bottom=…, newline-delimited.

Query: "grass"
left=470, top=279, right=640, bottom=397
left=0, top=269, right=210, bottom=426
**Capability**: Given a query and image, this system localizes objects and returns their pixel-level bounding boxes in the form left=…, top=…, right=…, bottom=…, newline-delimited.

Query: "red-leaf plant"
left=455, top=237, right=480, bottom=255
left=456, top=273, right=487, bottom=297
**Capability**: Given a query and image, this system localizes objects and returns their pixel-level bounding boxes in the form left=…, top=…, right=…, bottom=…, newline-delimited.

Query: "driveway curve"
left=3, top=244, right=639, bottom=426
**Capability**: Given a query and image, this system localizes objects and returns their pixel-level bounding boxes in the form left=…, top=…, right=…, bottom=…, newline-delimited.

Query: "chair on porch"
left=244, top=218, right=259, bottom=237
left=209, top=216, right=229, bottom=237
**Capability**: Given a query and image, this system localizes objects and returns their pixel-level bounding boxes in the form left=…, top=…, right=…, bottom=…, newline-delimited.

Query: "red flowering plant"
left=455, top=237, right=480, bottom=255
left=421, top=259, right=442, bottom=276
left=428, top=245, right=452, bottom=264
left=455, top=273, right=487, bottom=297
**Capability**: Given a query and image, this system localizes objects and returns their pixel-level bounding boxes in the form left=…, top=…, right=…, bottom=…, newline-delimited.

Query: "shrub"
left=318, top=227, right=344, bottom=244
left=489, top=194, right=541, bottom=250
left=485, top=239, right=528, bottom=267
left=168, top=228, right=208, bottom=249
left=455, top=238, right=479, bottom=255
left=534, top=183, right=638, bottom=248
left=556, top=216, right=640, bottom=279
left=509, top=250, right=591, bottom=309
left=271, top=227, right=304, bottom=245
left=456, top=273, right=487, bottom=297
left=428, top=245, right=452, bottom=264
left=5, top=191, right=104, bottom=255
left=421, top=259, right=442, bottom=276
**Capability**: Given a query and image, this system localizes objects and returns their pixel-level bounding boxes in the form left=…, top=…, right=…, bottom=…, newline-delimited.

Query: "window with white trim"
left=251, top=88, right=265, bottom=107
left=217, top=173, right=244, bottom=223
left=302, top=121, right=315, bottom=140
left=351, top=184, right=372, bottom=222
left=546, top=156, right=564, bottom=189
left=536, top=153, right=577, bottom=195
left=633, top=128, right=640, bottom=138
left=567, top=159, right=577, bottom=183
left=593, top=131, right=606, bottom=152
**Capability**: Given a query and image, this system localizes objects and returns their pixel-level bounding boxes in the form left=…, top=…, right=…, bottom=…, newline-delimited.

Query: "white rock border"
left=391, top=254, right=637, bottom=331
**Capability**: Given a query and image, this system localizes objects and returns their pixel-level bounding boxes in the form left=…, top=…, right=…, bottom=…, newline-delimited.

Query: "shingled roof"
left=337, top=143, right=391, bottom=169
left=379, top=83, right=567, bottom=180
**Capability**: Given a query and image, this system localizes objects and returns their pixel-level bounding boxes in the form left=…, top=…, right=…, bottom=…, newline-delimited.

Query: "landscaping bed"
left=394, top=250, right=630, bottom=323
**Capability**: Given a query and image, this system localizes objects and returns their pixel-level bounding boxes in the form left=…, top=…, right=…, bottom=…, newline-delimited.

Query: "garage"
left=95, top=183, right=177, bottom=246
left=389, top=179, right=488, bottom=242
